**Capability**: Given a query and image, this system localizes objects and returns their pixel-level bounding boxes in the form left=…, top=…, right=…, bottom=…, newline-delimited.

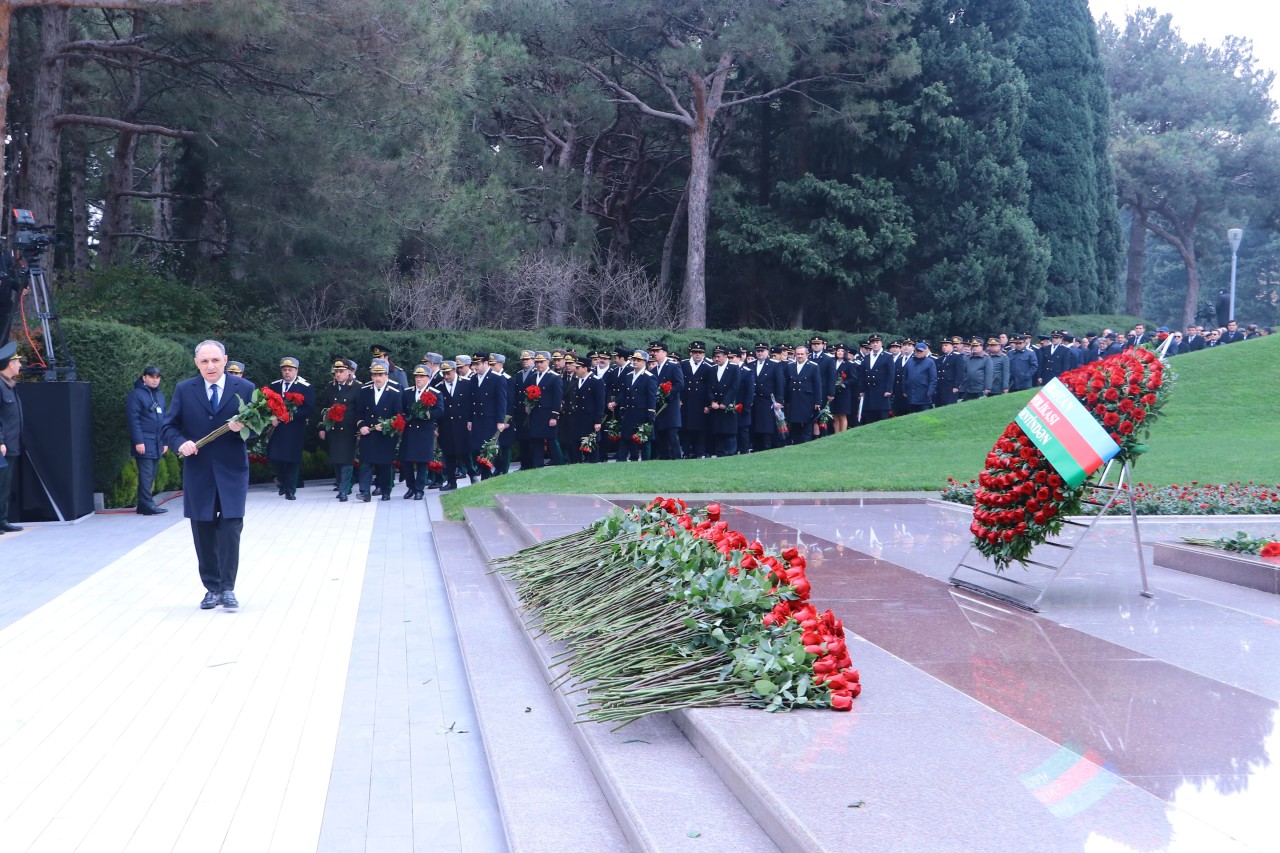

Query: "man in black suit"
left=706, top=345, right=739, bottom=456
left=1220, top=320, right=1246, bottom=344
left=784, top=344, right=822, bottom=443
left=1037, top=331, right=1073, bottom=385
left=858, top=335, right=894, bottom=425
left=164, top=340, right=256, bottom=610
left=618, top=350, right=657, bottom=461
left=1183, top=325, right=1206, bottom=352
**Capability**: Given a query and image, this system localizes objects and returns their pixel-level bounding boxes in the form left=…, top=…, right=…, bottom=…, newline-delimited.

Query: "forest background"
left=4, top=0, right=1280, bottom=343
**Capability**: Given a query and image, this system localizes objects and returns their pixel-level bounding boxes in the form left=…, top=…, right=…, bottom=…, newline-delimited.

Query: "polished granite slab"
left=490, top=493, right=1279, bottom=852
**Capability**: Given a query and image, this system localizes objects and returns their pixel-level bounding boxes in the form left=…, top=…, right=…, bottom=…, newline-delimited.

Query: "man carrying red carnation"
left=266, top=356, right=314, bottom=500
left=317, top=358, right=360, bottom=501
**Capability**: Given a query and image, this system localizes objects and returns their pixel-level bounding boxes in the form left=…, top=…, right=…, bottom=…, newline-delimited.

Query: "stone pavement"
left=0, top=483, right=504, bottom=853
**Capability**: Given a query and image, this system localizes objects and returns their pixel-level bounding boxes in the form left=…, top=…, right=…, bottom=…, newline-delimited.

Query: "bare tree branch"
left=54, top=113, right=194, bottom=138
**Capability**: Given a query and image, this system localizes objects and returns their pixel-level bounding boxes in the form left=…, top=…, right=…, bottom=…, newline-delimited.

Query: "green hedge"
left=1038, top=314, right=1152, bottom=337
left=102, top=451, right=185, bottom=508
left=64, top=319, right=195, bottom=491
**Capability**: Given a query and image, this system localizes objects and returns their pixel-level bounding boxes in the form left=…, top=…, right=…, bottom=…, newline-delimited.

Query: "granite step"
left=430, top=520, right=630, bottom=852
left=463, top=506, right=779, bottom=853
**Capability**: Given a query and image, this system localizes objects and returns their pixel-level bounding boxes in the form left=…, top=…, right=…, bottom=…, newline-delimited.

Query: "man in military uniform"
left=563, top=357, right=605, bottom=463
left=809, top=336, right=837, bottom=435
left=859, top=335, right=894, bottom=424
left=267, top=356, right=314, bottom=500
left=317, top=358, right=360, bottom=501
left=959, top=338, right=993, bottom=400
left=680, top=341, right=711, bottom=458
left=437, top=361, right=473, bottom=491
left=986, top=338, right=1010, bottom=395
left=705, top=346, right=739, bottom=456
left=226, top=361, right=246, bottom=379
left=371, top=345, right=408, bottom=390
left=890, top=339, right=912, bottom=417
left=618, top=350, right=656, bottom=462
left=732, top=347, right=754, bottom=453
left=934, top=337, right=963, bottom=406
left=1037, top=330, right=1073, bottom=384
left=784, top=344, right=822, bottom=443
left=468, top=352, right=508, bottom=481
left=1007, top=335, right=1039, bottom=392
left=520, top=351, right=563, bottom=470
left=454, top=354, right=473, bottom=380
left=0, top=342, right=26, bottom=531
left=399, top=364, right=444, bottom=498
left=488, top=353, right=517, bottom=475
left=356, top=358, right=402, bottom=502
left=902, top=342, right=937, bottom=413
left=648, top=340, right=685, bottom=460
left=750, top=342, right=784, bottom=451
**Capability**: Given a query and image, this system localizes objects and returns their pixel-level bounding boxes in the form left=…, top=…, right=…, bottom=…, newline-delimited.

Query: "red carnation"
left=660, top=381, right=673, bottom=395
left=421, top=390, right=437, bottom=406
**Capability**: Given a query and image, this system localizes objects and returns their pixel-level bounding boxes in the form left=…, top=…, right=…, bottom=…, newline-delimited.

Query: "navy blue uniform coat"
left=266, top=377, right=315, bottom=462
left=356, top=383, right=403, bottom=465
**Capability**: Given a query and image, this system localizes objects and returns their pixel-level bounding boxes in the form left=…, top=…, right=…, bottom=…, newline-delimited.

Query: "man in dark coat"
left=128, top=365, right=169, bottom=514
left=732, top=348, right=754, bottom=454
left=934, top=338, right=964, bottom=406
left=1007, top=335, right=1040, bottom=392
left=371, top=344, right=408, bottom=390
left=749, top=342, right=785, bottom=452
left=648, top=341, right=685, bottom=460
left=0, top=342, right=26, bottom=531
left=400, top=364, right=444, bottom=498
left=680, top=341, right=711, bottom=458
left=858, top=335, right=894, bottom=424
left=809, top=336, right=838, bottom=432
left=489, top=353, right=517, bottom=475
left=783, top=344, right=822, bottom=444
left=469, top=354, right=509, bottom=481
left=902, top=343, right=938, bottom=413
left=164, top=340, right=257, bottom=610
left=519, top=351, right=563, bottom=470
left=316, top=358, right=360, bottom=501
left=356, top=358, right=403, bottom=501
left=266, top=356, right=315, bottom=500
left=1037, top=331, right=1074, bottom=385
left=1220, top=320, right=1246, bottom=344
left=618, top=350, right=657, bottom=462
left=706, top=346, right=739, bottom=456
left=563, top=359, right=605, bottom=463
left=436, top=361, right=474, bottom=491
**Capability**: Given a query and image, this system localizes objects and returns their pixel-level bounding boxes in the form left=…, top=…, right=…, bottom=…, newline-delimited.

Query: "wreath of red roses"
left=969, top=347, right=1172, bottom=568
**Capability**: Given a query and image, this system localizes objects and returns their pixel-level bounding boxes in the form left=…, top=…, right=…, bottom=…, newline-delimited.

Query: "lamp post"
left=1227, top=228, right=1243, bottom=322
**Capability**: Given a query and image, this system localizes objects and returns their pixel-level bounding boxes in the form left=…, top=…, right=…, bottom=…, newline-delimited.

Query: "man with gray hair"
left=163, top=340, right=256, bottom=610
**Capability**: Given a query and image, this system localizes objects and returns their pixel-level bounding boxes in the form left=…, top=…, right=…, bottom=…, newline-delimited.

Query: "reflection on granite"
left=490, top=494, right=1280, bottom=850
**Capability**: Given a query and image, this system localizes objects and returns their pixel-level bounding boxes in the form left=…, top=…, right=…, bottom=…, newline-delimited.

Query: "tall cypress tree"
left=1016, top=0, right=1122, bottom=314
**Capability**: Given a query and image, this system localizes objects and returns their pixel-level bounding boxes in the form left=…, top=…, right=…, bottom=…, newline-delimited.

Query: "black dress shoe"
left=439, top=482, right=457, bottom=493
left=428, top=483, right=440, bottom=490
left=403, top=490, right=415, bottom=500
left=220, top=591, right=239, bottom=609
left=414, top=492, right=424, bottom=500
left=285, top=494, right=296, bottom=500
left=360, top=493, right=371, bottom=503
left=200, top=591, right=219, bottom=609
left=338, top=494, right=348, bottom=502
left=380, top=493, right=391, bottom=501
left=0, top=523, right=23, bottom=533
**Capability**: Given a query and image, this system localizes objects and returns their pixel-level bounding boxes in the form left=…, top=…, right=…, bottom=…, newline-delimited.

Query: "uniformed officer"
left=959, top=338, right=993, bottom=400
left=859, top=335, right=894, bottom=424
left=226, top=361, right=245, bottom=379
left=519, top=351, right=563, bottom=470
left=564, top=357, right=605, bottom=462
left=437, top=360, right=473, bottom=491
left=1037, top=330, right=1073, bottom=384
left=267, top=356, right=314, bottom=500
left=371, top=345, right=408, bottom=390
left=356, top=358, right=402, bottom=502
left=400, top=364, right=444, bottom=498
left=750, top=342, right=784, bottom=451
left=680, top=341, right=711, bottom=458
left=731, top=347, right=754, bottom=453
left=1007, top=335, right=1039, bottom=392
left=784, top=344, right=822, bottom=443
left=986, top=338, right=1010, bottom=394
left=469, top=352, right=508, bottom=481
left=648, top=340, right=685, bottom=460
left=618, top=350, right=657, bottom=462
left=934, top=337, right=964, bottom=406
left=705, top=345, right=739, bottom=456
left=489, top=353, right=517, bottom=475
left=317, top=358, right=360, bottom=501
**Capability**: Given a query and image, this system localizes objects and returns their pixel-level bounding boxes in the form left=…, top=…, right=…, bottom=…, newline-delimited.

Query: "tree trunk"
left=659, top=189, right=687, bottom=297
left=68, top=132, right=91, bottom=276
left=1179, top=235, right=1200, bottom=332
left=27, top=6, right=70, bottom=228
left=682, top=121, right=710, bottom=328
left=1124, top=205, right=1146, bottom=316
left=99, top=12, right=143, bottom=266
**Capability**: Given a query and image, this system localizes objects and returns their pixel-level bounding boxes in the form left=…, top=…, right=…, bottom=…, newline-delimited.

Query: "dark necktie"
left=209, top=383, right=219, bottom=410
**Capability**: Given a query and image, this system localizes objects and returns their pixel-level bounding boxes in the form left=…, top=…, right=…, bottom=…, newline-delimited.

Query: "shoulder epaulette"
left=295, top=377, right=311, bottom=386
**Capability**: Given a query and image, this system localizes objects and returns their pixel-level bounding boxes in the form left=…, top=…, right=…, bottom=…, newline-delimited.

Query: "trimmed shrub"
left=105, top=460, right=139, bottom=509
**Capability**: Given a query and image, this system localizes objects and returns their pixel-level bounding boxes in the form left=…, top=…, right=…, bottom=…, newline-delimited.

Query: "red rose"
left=706, top=503, right=722, bottom=521
left=1119, top=420, right=1135, bottom=435
left=1260, top=542, right=1280, bottom=559
left=830, top=693, right=853, bottom=711
left=1118, top=398, right=1134, bottom=413
left=660, top=381, right=673, bottom=395
left=1103, top=411, right=1120, bottom=427
left=525, top=385, right=542, bottom=401
left=421, top=390, right=437, bottom=406
left=1132, top=408, right=1146, bottom=421
left=1103, top=388, right=1119, bottom=402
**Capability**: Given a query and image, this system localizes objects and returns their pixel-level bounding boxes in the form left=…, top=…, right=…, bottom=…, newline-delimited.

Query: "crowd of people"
left=123, top=321, right=1271, bottom=513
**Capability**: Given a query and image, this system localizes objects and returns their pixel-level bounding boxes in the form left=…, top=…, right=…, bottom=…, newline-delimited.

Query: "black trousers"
left=681, top=427, right=707, bottom=458
left=403, top=461, right=428, bottom=493
left=191, top=511, right=243, bottom=594
left=787, top=422, right=812, bottom=445
left=332, top=464, right=353, bottom=497
left=653, top=427, right=683, bottom=460
left=713, top=433, right=738, bottom=456
left=522, top=438, right=546, bottom=470
left=359, top=462, right=392, bottom=496
left=272, top=460, right=300, bottom=497
left=751, top=431, right=777, bottom=452
left=861, top=409, right=889, bottom=425
left=136, top=455, right=159, bottom=510
left=0, top=456, right=16, bottom=523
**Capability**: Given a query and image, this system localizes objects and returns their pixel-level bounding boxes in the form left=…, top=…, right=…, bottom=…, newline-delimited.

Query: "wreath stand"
left=948, top=460, right=1153, bottom=612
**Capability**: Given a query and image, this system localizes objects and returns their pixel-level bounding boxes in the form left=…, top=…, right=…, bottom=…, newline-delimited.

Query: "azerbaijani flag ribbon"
left=1014, top=379, right=1120, bottom=489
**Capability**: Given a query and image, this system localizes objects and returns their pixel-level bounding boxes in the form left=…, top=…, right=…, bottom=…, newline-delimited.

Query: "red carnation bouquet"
left=376, top=413, right=407, bottom=435
left=413, top=389, right=438, bottom=421
left=322, top=403, right=347, bottom=427
left=967, top=348, right=1173, bottom=568
left=195, top=387, right=287, bottom=449
left=657, top=380, right=674, bottom=415
left=282, top=391, right=305, bottom=423
left=524, top=384, right=542, bottom=413
left=476, top=431, right=499, bottom=472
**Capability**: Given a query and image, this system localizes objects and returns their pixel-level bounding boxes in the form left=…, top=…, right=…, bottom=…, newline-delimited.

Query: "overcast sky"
left=1087, top=0, right=1280, bottom=84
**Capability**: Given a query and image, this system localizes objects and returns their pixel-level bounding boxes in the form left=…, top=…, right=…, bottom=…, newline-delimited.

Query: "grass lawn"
left=441, top=336, right=1279, bottom=519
